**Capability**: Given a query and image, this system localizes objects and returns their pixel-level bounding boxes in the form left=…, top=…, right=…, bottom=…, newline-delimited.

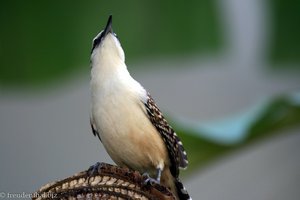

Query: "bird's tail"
left=175, top=177, right=192, bottom=200
left=161, top=169, right=192, bottom=200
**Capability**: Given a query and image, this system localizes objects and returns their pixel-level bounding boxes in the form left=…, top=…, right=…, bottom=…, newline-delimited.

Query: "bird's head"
left=90, top=15, right=125, bottom=67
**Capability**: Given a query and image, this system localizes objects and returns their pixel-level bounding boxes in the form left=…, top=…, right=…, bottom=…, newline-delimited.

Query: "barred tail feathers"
left=175, top=177, right=192, bottom=200
left=161, top=168, right=192, bottom=200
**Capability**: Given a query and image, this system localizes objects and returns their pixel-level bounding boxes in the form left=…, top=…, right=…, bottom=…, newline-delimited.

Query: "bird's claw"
left=87, top=162, right=101, bottom=176
left=142, top=172, right=160, bottom=185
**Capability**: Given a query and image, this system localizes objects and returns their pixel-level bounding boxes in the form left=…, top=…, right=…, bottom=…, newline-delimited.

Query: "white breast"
left=90, top=65, right=168, bottom=172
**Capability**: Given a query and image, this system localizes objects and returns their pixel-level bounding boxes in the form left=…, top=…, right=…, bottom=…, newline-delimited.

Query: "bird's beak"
left=103, top=15, right=113, bottom=37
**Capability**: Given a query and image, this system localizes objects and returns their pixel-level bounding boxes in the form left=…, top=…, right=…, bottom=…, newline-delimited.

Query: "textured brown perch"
left=33, top=162, right=175, bottom=200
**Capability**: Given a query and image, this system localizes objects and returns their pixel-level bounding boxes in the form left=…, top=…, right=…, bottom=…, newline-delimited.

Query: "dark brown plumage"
left=144, top=92, right=191, bottom=200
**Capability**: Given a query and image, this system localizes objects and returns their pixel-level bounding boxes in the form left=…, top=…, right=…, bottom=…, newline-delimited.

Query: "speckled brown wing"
left=143, top=92, right=188, bottom=177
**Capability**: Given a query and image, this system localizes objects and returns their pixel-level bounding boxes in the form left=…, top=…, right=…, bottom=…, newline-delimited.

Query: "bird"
left=89, top=15, right=191, bottom=200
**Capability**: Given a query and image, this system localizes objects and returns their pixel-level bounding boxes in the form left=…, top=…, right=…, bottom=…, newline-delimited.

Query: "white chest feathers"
left=90, top=67, right=168, bottom=170
left=91, top=66, right=147, bottom=130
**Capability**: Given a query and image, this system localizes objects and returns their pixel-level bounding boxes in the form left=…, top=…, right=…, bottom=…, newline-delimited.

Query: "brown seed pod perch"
left=33, top=162, right=175, bottom=200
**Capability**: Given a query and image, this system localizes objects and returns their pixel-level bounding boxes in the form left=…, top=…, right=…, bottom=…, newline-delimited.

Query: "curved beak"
left=103, top=15, right=113, bottom=37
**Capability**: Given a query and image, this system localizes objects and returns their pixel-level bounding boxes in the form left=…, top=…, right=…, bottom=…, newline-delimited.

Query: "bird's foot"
left=87, top=162, right=102, bottom=176
left=142, top=172, right=160, bottom=185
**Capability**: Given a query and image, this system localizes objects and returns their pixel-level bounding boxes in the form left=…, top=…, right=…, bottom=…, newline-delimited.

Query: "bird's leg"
left=156, top=167, right=162, bottom=182
left=142, top=167, right=162, bottom=185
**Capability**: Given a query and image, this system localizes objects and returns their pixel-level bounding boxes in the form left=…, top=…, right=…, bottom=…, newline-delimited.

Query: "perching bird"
left=90, top=15, right=191, bottom=200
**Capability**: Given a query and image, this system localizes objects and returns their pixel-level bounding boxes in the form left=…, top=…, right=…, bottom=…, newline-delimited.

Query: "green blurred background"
left=1, top=0, right=298, bottom=87
left=0, top=0, right=221, bottom=87
left=0, top=0, right=300, bottom=199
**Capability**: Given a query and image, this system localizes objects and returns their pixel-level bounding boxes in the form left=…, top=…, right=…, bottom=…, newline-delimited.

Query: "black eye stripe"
left=91, top=31, right=105, bottom=53
left=91, top=31, right=120, bottom=54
